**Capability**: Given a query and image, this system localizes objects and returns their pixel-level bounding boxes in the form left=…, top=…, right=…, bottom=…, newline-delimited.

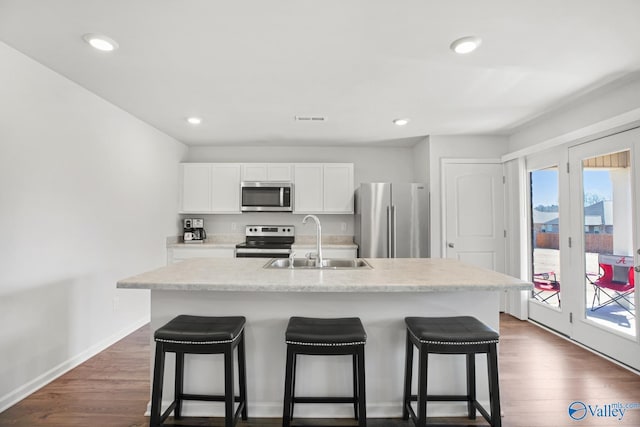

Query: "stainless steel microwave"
left=241, top=182, right=293, bottom=212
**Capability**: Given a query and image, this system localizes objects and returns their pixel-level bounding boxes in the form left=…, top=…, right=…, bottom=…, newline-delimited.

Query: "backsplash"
left=180, top=212, right=355, bottom=236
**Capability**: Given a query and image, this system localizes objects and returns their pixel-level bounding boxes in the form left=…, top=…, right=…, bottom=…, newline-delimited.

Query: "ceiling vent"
left=294, top=115, right=327, bottom=122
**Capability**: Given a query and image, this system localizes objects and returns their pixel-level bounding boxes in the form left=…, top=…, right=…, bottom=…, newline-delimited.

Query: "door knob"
left=448, top=243, right=455, bottom=248
left=635, top=265, right=640, bottom=273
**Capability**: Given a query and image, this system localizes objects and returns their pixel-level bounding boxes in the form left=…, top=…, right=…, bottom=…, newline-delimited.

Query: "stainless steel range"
left=234, top=225, right=295, bottom=258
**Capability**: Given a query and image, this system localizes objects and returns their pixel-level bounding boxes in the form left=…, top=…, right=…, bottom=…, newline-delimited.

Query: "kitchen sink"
left=264, top=258, right=372, bottom=269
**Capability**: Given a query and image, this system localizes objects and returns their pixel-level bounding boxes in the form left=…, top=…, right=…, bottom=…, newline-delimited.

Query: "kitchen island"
left=117, top=257, right=531, bottom=418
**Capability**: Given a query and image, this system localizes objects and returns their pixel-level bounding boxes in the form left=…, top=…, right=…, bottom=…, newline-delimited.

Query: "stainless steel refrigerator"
left=354, top=183, right=429, bottom=258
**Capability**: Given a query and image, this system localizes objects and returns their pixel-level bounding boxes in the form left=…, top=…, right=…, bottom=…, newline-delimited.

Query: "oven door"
left=241, top=182, right=293, bottom=212
left=235, top=248, right=292, bottom=258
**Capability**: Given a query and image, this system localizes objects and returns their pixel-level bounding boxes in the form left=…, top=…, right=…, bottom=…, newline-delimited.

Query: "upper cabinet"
left=241, top=163, right=292, bottom=182
left=180, top=163, right=241, bottom=213
left=180, top=162, right=353, bottom=215
left=294, top=163, right=354, bottom=214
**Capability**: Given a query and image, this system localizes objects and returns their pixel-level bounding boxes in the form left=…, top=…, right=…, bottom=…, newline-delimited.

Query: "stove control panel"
left=245, top=225, right=295, bottom=237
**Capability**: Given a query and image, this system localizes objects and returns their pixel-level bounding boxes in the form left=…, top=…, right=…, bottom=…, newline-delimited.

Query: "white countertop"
left=117, top=257, right=531, bottom=293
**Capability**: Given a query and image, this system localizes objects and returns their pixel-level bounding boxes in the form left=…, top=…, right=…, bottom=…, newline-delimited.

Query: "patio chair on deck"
left=586, top=254, right=635, bottom=317
left=533, top=271, right=560, bottom=305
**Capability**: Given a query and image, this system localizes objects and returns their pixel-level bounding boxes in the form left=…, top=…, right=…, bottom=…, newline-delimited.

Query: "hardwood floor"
left=1, top=314, right=639, bottom=426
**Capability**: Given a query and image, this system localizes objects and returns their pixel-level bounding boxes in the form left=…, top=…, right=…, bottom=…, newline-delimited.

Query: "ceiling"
left=2, top=0, right=640, bottom=147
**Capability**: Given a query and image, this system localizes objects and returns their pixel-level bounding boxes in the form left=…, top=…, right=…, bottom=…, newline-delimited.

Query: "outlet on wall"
left=112, top=296, right=120, bottom=312
left=341, top=222, right=347, bottom=232
left=231, top=222, right=237, bottom=231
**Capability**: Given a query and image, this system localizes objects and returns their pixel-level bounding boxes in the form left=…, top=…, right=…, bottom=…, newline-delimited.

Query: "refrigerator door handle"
left=391, top=205, right=397, bottom=258
left=387, top=205, right=392, bottom=257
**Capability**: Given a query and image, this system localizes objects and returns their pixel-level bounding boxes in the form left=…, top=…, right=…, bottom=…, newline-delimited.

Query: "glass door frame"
left=526, top=148, right=572, bottom=336
left=567, top=128, right=639, bottom=370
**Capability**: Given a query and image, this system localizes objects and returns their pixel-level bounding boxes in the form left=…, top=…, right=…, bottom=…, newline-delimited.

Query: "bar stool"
left=282, top=317, right=367, bottom=427
left=150, top=315, right=248, bottom=427
left=403, top=316, right=501, bottom=427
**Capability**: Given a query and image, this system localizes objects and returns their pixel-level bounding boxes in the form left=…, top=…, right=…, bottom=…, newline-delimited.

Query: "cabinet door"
left=242, top=163, right=292, bottom=181
left=294, top=164, right=324, bottom=213
left=267, top=164, right=293, bottom=181
left=241, top=164, right=268, bottom=181
left=211, top=164, right=241, bottom=213
left=323, top=164, right=354, bottom=213
left=168, top=247, right=235, bottom=264
left=181, top=164, right=212, bottom=213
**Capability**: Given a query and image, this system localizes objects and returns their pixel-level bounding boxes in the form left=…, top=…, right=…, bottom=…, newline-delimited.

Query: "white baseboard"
left=145, top=399, right=478, bottom=418
left=0, top=317, right=149, bottom=413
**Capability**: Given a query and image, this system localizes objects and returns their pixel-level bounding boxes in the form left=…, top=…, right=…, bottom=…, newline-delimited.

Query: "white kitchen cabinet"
left=323, top=163, right=354, bottom=213
left=294, top=164, right=324, bottom=213
left=211, top=164, right=241, bottom=212
left=179, top=163, right=241, bottom=213
left=180, top=163, right=212, bottom=213
left=241, top=163, right=292, bottom=182
left=168, top=246, right=235, bottom=264
left=293, top=163, right=354, bottom=214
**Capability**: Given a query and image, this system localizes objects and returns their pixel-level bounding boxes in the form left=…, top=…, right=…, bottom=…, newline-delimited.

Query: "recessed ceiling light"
left=186, top=117, right=202, bottom=125
left=450, top=36, right=482, bottom=54
left=83, top=33, right=119, bottom=52
left=393, top=118, right=410, bottom=126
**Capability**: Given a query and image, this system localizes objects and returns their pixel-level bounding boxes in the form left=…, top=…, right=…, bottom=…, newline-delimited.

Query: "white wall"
left=427, top=135, right=509, bottom=258
left=186, top=145, right=419, bottom=236
left=0, top=42, right=187, bottom=410
left=412, top=137, right=430, bottom=186
left=507, top=74, right=640, bottom=155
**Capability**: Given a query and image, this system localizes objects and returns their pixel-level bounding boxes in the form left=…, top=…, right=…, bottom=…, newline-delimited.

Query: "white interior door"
left=568, top=128, right=639, bottom=370
left=443, top=161, right=506, bottom=273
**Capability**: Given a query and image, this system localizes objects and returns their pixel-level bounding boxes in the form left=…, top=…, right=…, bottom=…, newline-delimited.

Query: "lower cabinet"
left=167, top=247, right=235, bottom=264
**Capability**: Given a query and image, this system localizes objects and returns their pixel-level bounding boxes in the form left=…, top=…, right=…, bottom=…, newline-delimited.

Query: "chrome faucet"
left=302, top=214, right=323, bottom=268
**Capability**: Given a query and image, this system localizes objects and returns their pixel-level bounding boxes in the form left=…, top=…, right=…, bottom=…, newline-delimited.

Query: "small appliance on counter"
left=183, top=218, right=206, bottom=243
left=235, top=225, right=295, bottom=258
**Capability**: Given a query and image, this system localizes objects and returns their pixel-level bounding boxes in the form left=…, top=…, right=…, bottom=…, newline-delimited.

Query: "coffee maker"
left=183, top=218, right=206, bottom=243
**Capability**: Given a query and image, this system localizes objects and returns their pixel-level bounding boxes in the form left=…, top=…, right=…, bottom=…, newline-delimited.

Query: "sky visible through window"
left=532, top=169, right=612, bottom=207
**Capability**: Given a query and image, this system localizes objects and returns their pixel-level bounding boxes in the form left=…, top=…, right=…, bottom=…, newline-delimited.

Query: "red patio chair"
left=586, top=254, right=635, bottom=317
left=533, top=271, right=560, bottom=305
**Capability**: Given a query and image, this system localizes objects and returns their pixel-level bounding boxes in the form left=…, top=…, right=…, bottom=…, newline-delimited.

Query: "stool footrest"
left=179, top=393, right=243, bottom=402
left=293, top=396, right=358, bottom=404
left=408, top=394, right=472, bottom=402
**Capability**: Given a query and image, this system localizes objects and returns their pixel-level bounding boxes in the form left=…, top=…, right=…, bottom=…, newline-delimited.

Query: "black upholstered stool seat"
left=155, top=315, right=246, bottom=344
left=405, top=316, right=499, bottom=345
left=282, top=317, right=367, bottom=427
left=403, top=316, right=501, bottom=427
left=150, top=315, right=248, bottom=427
left=285, top=316, right=367, bottom=345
